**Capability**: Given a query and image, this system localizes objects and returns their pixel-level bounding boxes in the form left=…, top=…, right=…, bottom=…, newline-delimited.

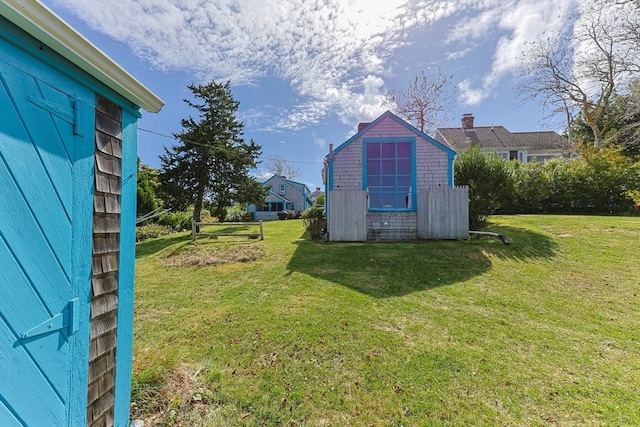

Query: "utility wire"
left=138, top=127, right=324, bottom=165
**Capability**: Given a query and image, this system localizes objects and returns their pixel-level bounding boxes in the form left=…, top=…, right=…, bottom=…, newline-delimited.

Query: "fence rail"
left=191, top=220, right=264, bottom=241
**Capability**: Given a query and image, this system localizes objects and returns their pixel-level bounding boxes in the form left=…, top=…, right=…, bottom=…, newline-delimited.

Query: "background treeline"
left=455, top=145, right=640, bottom=229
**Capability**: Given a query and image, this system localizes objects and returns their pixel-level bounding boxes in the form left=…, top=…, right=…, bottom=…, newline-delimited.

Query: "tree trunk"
left=591, top=125, right=603, bottom=148
left=193, top=182, right=205, bottom=233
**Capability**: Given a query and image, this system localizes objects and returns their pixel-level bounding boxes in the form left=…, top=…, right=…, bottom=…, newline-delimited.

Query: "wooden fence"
left=328, top=190, right=367, bottom=241
left=417, top=186, right=469, bottom=240
left=191, top=221, right=264, bottom=242
left=327, top=186, right=469, bottom=241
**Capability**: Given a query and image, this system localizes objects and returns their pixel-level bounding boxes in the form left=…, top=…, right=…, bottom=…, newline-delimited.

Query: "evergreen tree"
left=136, top=158, right=159, bottom=216
left=159, top=81, right=265, bottom=224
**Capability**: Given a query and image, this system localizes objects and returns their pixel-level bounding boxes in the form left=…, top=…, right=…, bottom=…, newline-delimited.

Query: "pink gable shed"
left=323, top=111, right=468, bottom=241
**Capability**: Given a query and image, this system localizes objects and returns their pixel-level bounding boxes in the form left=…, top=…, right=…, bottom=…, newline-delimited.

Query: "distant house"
left=247, top=175, right=313, bottom=220
left=309, top=187, right=324, bottom=204
left=435, top=113, right=575, bottom=163
left=0, top=1, right=162, bottom=426
left=323, top=111, right=468, bottom=242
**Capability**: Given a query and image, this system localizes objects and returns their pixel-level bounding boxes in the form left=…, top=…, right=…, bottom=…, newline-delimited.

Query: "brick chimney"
left=461, top=113, right=474, bottom=129
left=358, top=122, right=371, bottom=132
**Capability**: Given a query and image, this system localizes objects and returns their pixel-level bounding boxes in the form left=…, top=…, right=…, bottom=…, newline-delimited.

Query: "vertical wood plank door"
left=0, top=54, right=93, bottom=426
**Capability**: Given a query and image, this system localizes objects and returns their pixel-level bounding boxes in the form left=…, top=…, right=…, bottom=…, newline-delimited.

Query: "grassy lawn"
left=131, top=215, right=640, bottom=426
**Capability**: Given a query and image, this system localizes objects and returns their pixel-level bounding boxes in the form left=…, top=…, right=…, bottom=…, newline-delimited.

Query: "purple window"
left=366, top=141, right=412, bottom=209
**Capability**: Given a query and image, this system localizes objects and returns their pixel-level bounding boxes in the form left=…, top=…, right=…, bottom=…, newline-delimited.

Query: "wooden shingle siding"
left=88, top=96, right=122, bottom=427
left=332, top=141, right=362, bottom=190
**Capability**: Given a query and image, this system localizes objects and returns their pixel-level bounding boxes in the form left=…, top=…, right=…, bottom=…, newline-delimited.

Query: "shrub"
left=454, top=145, right=513, bottom=229
left=505, top=161, right=549, bottom=214
left=158, top=211, right=193, bottom=231
left=136, top=224, right=175, bottom=241
left=497, top=146, right=640, bottom=215
left=286, top=210, right=301, bottom=219
left=301, top=206, right=326, bottom=240
left=222, top=205, right=246, bottom=222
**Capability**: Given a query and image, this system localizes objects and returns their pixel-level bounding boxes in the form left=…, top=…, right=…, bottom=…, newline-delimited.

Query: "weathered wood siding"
left=88, top=96, right=122, bottom=427
left=328, top=190, right=367, bottom=241
left=417, top=186, right=469, bottom=240
left=367, top=211, right=417, bottom=241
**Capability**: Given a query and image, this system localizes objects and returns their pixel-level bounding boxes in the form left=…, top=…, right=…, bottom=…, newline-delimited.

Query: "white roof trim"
left=1, top=0, right=164, bottom=112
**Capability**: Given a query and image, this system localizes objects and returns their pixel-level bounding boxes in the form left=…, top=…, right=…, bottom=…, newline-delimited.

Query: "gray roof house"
left=309, top=187, right=324, bottom=204
left=435, top=114, right=575, bottom=163
left=247, top=175, right=313, bottom=220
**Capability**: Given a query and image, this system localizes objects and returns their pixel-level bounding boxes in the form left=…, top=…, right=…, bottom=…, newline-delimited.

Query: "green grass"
left=132, top=215, right=640, bottom=426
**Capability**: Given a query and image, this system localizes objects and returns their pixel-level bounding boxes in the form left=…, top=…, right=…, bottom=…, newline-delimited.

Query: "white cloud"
left=455, top=0, right=580, bottom=106
left=446, top=48, right=473, bottom=61
left=48, top=0, right=586, bottom=128
left=458, top=79, right=487, bottom=106
left=312, top=133, right=328, bottom=150
left=48, top=0, right=471, bottom=130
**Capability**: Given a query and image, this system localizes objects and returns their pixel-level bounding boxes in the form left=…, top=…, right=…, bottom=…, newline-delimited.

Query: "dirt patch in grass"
left=131, top=364, right=228, bottom=426
left=161, top=242, right=265, bottom=267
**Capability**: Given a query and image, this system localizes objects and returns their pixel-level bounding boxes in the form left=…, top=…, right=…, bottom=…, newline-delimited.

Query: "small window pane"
left=368, top=175, right=381, bottom=187
left=381, top=143, right=396, bottom=158
left=381, top=159, right=396, bottom=174
left=381, top=175, right=396, bottom=188
left=380, top=192, right=396, bottom=208
left=368, top=143, right=382, bottom=159
left=397, top=142, right=411, bottom=158
left=397, top=158, right=411, bottom=173
left=367, top=159, right=381, bottom=175
left=369, top=192, right=383, bottom=208
left=397, top=175, right=411, bottom=188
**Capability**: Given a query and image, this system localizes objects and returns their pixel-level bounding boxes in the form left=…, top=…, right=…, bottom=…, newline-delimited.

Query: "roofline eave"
left=1, top=0, right=164, bottom=113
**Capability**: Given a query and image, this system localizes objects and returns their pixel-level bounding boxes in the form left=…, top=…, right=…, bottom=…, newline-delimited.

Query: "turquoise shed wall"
left=1, top=14, right=143, bottom=427
left=114, top=111, right=138, bottom=425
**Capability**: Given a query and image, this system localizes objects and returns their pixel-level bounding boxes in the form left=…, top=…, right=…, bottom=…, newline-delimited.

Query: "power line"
left=138, top=127, right=324, bottom=165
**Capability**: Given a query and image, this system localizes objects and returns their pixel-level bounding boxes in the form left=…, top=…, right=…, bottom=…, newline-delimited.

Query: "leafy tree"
left=570, top=80, right=640, bottom=159
left=136, top=159, right=159, bottom=216
left=159, top=81, right=266, bottom=225
left=454, top=145, right=513, bottom=229
left=382, top=69, right=453, bottom=134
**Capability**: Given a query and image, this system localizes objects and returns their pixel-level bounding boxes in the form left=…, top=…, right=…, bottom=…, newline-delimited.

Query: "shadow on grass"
left=286, top=224, right=557, bottom=298
left=136, top=233, right=192, bottom=259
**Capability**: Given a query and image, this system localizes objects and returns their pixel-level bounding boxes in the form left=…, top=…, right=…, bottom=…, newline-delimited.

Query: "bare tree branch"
left=519, top=0, right=639, bottom=147
left=382, top=69, right=454, bottom=134
left=265, top=154, right=302, bottom=181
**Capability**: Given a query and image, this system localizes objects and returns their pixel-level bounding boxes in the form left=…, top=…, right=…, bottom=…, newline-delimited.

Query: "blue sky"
left=41, top=0, right=582, bottom=191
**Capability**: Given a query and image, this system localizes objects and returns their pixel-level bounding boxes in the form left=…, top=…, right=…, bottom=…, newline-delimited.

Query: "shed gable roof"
left=1, top=0, right=163, bottom=112
left=332, top=111, right=456, bottom=157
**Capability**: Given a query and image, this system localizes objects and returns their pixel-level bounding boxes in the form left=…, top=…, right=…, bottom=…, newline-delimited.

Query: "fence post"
left=192, top=221, right=197, bottom=241
left=259, top=220, right=264, bottom=240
